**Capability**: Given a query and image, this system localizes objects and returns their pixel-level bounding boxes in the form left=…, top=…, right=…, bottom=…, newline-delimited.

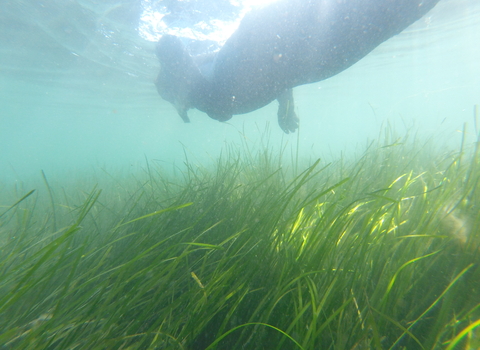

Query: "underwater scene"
left=1, top=0, right=480, bottom=349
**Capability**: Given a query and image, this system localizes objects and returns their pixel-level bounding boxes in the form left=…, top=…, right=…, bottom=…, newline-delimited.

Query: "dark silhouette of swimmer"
left=155, top=0, right=440, bottom=133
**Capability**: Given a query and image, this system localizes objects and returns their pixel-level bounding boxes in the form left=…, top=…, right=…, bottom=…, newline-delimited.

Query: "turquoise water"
left=1, top=0, right=479, bottom=183
left=1, top=2, right=480, bottom=348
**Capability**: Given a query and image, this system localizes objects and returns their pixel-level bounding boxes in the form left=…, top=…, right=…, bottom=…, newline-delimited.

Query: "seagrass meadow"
left=1, top=130, right=479, bottom=350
